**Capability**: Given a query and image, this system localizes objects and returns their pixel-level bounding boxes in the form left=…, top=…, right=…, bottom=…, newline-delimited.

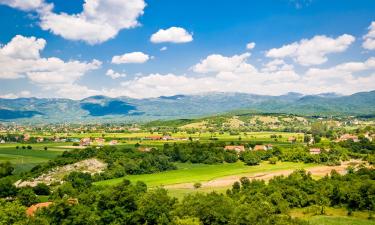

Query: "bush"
left=193, top=182, right=202, bottom=189
left=27, top=145, right=32, bottom=150
left=33, top=183, right=50, bottom=195
left=268, top=157, right=278, bottom=164
left=243, top=152, right=261, bottom=166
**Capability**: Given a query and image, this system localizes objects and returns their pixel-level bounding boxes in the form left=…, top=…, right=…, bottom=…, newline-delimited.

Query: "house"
left=144, top=136, right=163, bottom=140
left=309, top=148, right=321, bottom=155
left=336, top=134, right=359, bottom=142
left=26, top=202, right=53, bottom=216
left=138, top=147, right=153, bottom=152
left=36, top=137, right=44, bottom=143
left=23, top=134, right=30, bottom=142
left=162, top=135, right=173, bottom=141
left=93, top=138, right=105, bottom=146
left=365, top=132, right=373, bottom=141
left=253, top=144, right=273, bottom=151
left=288, top=136, right=296, bottom=143
left=109, top=140, right=118, bottom=145
left=80, top=137, right=91, bottom=146
left=224, top=145, right=245, bottom=153
left=0, top=140, right=5, bottom=144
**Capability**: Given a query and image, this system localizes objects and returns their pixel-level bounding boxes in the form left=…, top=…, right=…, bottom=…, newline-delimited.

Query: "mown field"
left=0, top=143, right=71, bottom=173
left=291, top=207, right=375, bottom=225
left=95, top=161, right=314, bottom=187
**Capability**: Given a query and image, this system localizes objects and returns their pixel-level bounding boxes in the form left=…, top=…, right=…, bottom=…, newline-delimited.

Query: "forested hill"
left=0, top=91, right=374, bottom=123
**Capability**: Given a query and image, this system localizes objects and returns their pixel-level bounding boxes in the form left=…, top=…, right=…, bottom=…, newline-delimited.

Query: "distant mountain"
left=0, top=91, right=374, bottom=123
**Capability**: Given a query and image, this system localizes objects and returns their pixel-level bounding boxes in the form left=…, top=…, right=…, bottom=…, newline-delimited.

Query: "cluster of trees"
left=1, top=168, right=375, bottom=225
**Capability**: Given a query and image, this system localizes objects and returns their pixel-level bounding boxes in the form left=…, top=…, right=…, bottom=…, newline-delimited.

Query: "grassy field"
left=291, top=207, right=375, bottom=225
left=308, top=216, right=375, bottom=225
left=95, top=161, right=315, bottom=187
left=0, top=144, right=70, bottom=173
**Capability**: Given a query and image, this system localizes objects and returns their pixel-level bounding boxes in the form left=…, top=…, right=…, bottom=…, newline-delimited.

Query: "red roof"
left=26, top=202, right=53, bottom=216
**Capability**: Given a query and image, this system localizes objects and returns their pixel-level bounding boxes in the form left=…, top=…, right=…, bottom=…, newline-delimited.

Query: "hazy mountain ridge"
left=0, top=91, right=374, bottom=123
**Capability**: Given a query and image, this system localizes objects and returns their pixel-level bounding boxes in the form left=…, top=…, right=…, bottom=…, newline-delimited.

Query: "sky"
left=0, top=0, right=374, bottom=99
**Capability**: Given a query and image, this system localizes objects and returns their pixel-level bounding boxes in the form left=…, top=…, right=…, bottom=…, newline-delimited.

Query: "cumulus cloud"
left=0, top=0, right=46, bottom=11
left=0, top=91, right=31, bottom=99
left=150, top=27, right=193, bottom=43
left=0, top=35, right=101, bottom=99
left=1, top=0, right=146, bottom=44
left=160, top=46, right=168, bottom=51
left=266, top=34, right=355, bottom=66
left=106, top=69, right=126, bottom=79
left=111, top=52, right=150, bottom=64
left=191, top=53, right=254, bottom=73
left=363, top=21, right=375, bottom=50
left=103, top=53, right=375, bottom=98
left=246, top=42, right=256, bottom=50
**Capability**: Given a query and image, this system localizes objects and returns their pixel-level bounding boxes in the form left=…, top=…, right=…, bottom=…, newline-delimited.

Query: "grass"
left=308, top=216, right=375, bottom=225
left=0, top=146, right=65, bottom=174
left=290, top=207, right=375, bottom=225
left=95, top=161, right=315, bottom=187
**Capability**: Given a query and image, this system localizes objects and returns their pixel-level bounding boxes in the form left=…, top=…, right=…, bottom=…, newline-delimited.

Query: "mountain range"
left=0, top=91, right=374, bottom=123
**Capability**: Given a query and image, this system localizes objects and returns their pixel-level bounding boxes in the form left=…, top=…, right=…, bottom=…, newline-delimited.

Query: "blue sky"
left=0, top=0, right=374, bottom=99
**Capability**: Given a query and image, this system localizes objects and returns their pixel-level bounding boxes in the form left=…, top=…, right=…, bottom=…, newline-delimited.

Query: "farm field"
left=291, top=207, right=375, bottom=225
left=95, top=161, right=316, bottom=189
left=0, top=144, right=71, bottom=173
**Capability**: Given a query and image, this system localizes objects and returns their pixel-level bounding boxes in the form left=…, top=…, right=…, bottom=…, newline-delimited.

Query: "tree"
left=268, top=157, right=278, bottom=165
left=137, top=188, right=176, bottom=224
left=33, top=183, right=50, bottom=195
left=17, top=187, right=38, bottom=206
left=0, top=161, right=14, bottom=178
left=243, top=152, right=261, bottom=166
left=64, top=172, right=93, bottom=190
left=0, top=199, right=27, bottom=225
left=0, top=177, right=17, bottom=198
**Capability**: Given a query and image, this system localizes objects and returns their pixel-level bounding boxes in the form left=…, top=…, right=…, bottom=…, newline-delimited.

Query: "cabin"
left=224, top=145, right=245, bottom=153
left=309, top=148, right=321, bottom=155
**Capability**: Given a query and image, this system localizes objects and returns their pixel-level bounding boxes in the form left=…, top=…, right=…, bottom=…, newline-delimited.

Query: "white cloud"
left=0, top=35, right=101, bottom=99
left=191, top=53, right=255, bottom=74
left=160, top=46, right=168, bottom=51
left=106, top=69, right=126, bottom=79
left=111, top=51, right=150, bottom=64
left=363, top=21, right=375, bottom=50
left=266, top=34, right=355, bottom=66
left=104, top=53, right=375, bottom=98
left=0, top=0, right=46, bottom=11
left=0, top=91, right=31, bottom=99
left=246, top=42, right=256, bottom=50
left=1, top=0, right=146, bottom=44
left=150, top=27, right=193, bottom=43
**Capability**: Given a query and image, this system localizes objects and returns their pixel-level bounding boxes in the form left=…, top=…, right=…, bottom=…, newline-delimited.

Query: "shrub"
left=193, top=182, right=202, bottom=189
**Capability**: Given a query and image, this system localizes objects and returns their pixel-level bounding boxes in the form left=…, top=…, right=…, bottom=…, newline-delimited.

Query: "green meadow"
left=95, top=161, right=315, bottom=187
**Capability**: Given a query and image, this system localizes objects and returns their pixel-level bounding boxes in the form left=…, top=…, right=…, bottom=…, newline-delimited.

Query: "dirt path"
left=165, top=160, right=363, bottom=190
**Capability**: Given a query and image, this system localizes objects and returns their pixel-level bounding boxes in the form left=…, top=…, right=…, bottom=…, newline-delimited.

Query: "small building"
left=224, top=145, right=245, bottom=153
left=336, top=134, right=359, bottom=142
left=36, top=137, right=44, bottom=143
left=93, top=138, right=105, bottom=146
left=309, top=148, right=321, bottom=155
left=26, top=202, right=53, bottom=216
left=288, top=136, right=296, bottom=143
left=144, top=136, right=163, bottom=140
left=138, top=147, right=153, bottom=152
left=0, top=140, right=5, bottom=144
left=109, top=140, right=118, bottom=145
left=80, top=137, right=91, bottom=146
left=162, top=135, right=173, bottom=141
left=253, top=144, right=273, bottom=151
left=23, top=134, right=30, bottom=142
